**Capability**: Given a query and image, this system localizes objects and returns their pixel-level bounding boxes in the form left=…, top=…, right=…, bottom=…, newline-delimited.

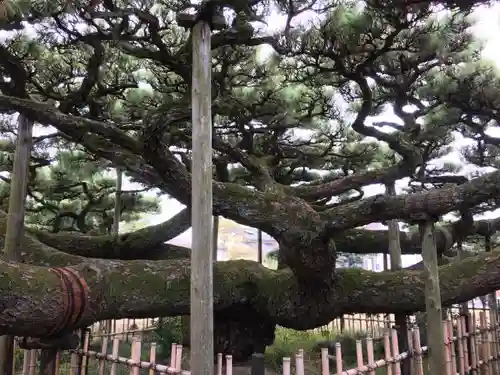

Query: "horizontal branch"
left=3, top=248, right=500, bottom=336
left=0, top=95, right=141, bottom=153
left=0, top=95, right=317, bottom=247
left=336, top=218, right=500, bottom=255
left=288, top=162, right=412, bottom=200
left=30, top=208, right=192, bottom=259
left=321, top=169, right=500, bottom=232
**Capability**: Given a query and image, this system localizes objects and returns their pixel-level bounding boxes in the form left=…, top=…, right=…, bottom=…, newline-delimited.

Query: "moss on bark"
left=3, top=246, right=500, bottom=336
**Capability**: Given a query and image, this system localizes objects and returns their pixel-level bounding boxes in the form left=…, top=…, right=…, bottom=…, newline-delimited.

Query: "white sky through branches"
left=5, top=4, right=500, bottom=267
left=152, top=4, right=500, bottom=267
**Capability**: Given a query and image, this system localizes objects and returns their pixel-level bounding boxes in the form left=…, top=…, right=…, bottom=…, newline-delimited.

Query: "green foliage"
left=264, top=327, right=386, bottom=374
left=0, top=0, right=498, bottom=323
left=0, top=0, right=493, bottom=208
left=153, top=318, right=185, bottom=361
left=0, top=147, right=160, bottom=234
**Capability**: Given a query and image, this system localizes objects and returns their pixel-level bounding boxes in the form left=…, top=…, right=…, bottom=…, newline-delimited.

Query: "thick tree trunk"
left=178, top=306, right=276, bottom=364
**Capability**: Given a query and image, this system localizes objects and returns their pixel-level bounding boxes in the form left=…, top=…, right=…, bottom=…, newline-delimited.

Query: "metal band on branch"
left=18, top=267, right=88, bottom=350
left=47, top=267, right=90, bottom=335
left=60, top=267, right=89, bottom=327
left=47, top=268, right=70, bottom=336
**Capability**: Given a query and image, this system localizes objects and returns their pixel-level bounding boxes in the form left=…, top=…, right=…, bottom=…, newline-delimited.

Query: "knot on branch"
left=47, top=267, right=89, bottom=336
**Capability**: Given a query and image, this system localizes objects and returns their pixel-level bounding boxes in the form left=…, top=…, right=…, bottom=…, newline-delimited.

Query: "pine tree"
left=0, top=139, right=160, bottom=234
left=0, top=0, right=499, bottom=363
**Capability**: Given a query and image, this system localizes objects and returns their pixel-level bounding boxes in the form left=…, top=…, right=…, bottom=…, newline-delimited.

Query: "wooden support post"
left=38, top=350, right=57, bottom=375
left=0, top=115, right=33, bottom=375
left=190, top=15, right=215, bottom=375
left=106, top=168, right=123, bottom=334
left=419, top=220, right=446, bottom=374
left=385, top=183, right=410, bottom=375
left=257, top=230, right=263, bottom=264
left=251, top=353, right=265, bottom=375
left=112, top=168, right=123, bottom=237
left=485, top=235, right=499, bottom=373
left=213, top=215, right=219, bottom=261
left=457, top=240, right=473, bottom=368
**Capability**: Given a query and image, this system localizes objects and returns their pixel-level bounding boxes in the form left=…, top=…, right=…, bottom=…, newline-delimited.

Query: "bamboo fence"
left=11, top=307, right=500, bottom=375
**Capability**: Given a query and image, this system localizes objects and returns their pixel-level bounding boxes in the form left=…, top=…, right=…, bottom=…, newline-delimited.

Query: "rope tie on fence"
left=47, top=267, right=90, bottom=336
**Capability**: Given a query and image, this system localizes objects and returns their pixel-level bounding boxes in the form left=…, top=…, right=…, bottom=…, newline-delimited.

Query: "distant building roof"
left=167, top=218, right=277, bottom=260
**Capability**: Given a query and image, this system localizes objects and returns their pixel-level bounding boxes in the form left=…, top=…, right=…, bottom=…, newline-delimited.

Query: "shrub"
left=153, top=317, right=184, bottom=362
left=264, top=327, right=385, bottom=373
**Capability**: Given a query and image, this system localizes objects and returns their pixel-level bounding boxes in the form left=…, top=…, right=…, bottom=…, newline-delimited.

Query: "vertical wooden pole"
left=22, top=349, right=32, bottom=375
left=385, top=183, right=410, bottom=375
left=251, top=353, right=265, bottom=375
left=109, top=338, right=120, bottom=375
left=457, top=240, right=473, bottom=369
left=112, top=168, right=123, bottom=236
left=38, top=350, right=57, bottom=375
left=419, top=220, right=446, bottom=374
left=149, top=342, right=157, bottom=375
left=2, top=115, right=32, bottom=254
left=106, top=168, right=122, bottom=334
left=191, top=17, right=214, bottom=375
left=213, top=216, right=219, bottom=261
left=28, top=350, right=36, bottom=375
left=257, top=230, right=263, bottom=264
left=383, top=255, right=390, bottom=329
left=485, top=235, right=499, bottom=373
left=0, top=115, right=33, bottom=375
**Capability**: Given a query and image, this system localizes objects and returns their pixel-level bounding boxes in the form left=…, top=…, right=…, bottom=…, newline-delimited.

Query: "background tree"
left=0, top=0, right=500, bottom=364
left=0, top=120, right=161, bottom=235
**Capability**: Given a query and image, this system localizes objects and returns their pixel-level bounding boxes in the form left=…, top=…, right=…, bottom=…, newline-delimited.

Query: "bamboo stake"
left=149, top=343, right=157, bottom=375
left=109, top=338, right=120, bottom=375
left=0, top=115, right=34, bottom=375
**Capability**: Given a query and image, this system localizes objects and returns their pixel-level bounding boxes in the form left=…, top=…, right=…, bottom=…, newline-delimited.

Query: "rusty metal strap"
left=47, top=267, right=89, bottom=336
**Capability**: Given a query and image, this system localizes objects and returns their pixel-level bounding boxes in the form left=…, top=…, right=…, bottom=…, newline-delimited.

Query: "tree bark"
left=27, top=215, right=497, bottom=262
left=321, top=170, right=500, bottom=232
left=4, top=245, right=500, bottom=337
left=1, top=93, right=500, bottom=259
left=29, top=207, right=192, bottom=259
